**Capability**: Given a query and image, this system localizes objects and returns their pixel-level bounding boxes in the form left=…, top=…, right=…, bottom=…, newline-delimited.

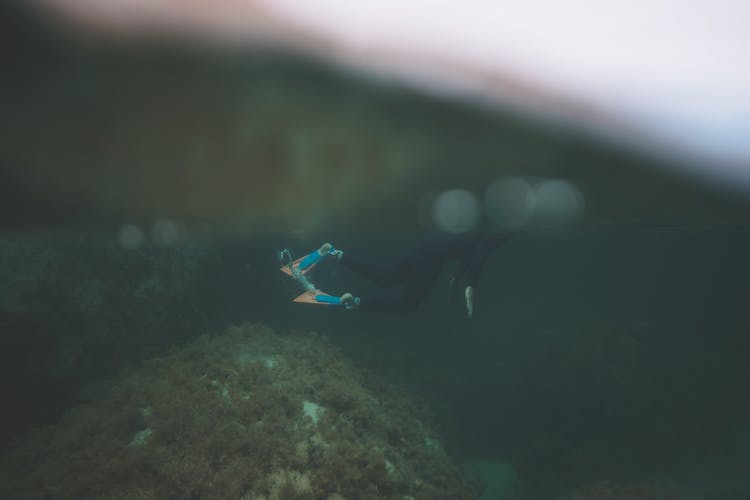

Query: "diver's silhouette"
left=307, top=232, right=511, bottom=317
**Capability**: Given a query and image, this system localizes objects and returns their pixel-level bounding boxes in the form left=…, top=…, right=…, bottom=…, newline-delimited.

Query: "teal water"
left=4, top=226, right=747, bottom=498
left=228, top=226, right=750, bottom=497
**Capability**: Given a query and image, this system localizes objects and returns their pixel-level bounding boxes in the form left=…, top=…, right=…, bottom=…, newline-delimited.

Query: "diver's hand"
left=341, top=293, right=360, bottom=310
left=465, top=286, right=474, bottom=318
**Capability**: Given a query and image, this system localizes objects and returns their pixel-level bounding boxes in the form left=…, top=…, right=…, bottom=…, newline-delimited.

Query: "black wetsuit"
left=340, top=232, right=510, bottom=313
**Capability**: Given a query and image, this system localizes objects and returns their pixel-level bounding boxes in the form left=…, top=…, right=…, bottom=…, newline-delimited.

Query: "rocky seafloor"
left=0, top=322, right=477, bottom=499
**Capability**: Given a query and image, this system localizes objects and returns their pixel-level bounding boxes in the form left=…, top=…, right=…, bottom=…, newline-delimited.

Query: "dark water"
left=227, top=227, right=750, bottom=497
left=2, top=4, right=750, bottom=499
left=2, top=226, right=748, bottom=498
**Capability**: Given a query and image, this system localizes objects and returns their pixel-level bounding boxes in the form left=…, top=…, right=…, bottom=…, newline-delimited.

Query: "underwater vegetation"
left=0, top=323, right=477, bottom=499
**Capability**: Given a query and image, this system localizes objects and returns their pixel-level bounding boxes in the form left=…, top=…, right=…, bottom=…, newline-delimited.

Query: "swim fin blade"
left=292, top=290, right=342, bottom=306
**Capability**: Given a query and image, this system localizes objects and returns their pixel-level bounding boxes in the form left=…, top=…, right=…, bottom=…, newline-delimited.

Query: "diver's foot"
left=318, top=242, right=343, bottom=262
left=298, top=242, right=343, bottom=273
left=340, top=292, right=360, bottom=310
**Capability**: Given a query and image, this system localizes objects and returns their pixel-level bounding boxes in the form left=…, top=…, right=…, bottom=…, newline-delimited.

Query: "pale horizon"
left=42, top=0, right=750, bottom=188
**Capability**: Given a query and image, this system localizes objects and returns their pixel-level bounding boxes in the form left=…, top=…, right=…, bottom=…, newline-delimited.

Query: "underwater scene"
left=2, top=3, right=750, bottom=500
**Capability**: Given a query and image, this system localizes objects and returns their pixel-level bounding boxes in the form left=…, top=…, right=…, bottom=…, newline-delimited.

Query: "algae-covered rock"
left=0, top=323, right=477, bottom=499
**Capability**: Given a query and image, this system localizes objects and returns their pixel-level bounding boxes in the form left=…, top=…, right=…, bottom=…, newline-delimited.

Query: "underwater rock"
left=0, top=323, right=477, bottom=499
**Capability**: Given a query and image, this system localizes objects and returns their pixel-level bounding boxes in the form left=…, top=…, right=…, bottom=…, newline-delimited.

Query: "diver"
left=293, top=231, right=512, bottom=317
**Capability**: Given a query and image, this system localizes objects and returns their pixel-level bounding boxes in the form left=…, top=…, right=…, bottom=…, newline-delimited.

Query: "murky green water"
left=2, top=4, right=749, bottom=499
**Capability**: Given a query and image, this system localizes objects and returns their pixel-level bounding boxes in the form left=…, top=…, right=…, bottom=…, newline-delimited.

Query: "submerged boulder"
left=0, top=323, right=476, bottom=499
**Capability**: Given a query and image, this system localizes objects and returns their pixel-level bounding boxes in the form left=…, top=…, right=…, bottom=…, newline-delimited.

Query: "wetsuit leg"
left=358, top=260, right=443, bottom=313
left=340, top=251, right=416, bottom=288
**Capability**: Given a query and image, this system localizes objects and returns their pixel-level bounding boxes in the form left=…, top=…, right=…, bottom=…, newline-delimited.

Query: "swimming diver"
left=297, top=231, right=512, bottom=318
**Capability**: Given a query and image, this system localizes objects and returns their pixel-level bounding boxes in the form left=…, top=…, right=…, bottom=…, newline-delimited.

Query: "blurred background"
left=1, top=0, right=749, bottom=498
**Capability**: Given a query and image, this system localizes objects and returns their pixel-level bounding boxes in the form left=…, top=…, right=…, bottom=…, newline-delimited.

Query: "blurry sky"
left=43, top=0, right=750, bottom=187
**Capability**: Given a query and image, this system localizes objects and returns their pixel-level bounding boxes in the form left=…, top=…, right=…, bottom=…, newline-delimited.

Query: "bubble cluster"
left=117, top=224, right=145, bottom=250
left=483, top=177, right=536, bottom=228
left=151, top=219, right=182, bottom=246
left=425, top=177, right=584, bottom=231
left=432, top=189, right=480, bottom=233
left=117, top=218, right=185, bottom=249
left=533, top=179, right=585, bottom=224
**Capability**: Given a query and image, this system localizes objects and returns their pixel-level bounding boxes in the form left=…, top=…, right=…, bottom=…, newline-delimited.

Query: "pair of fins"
left=280, top=247, right=343, bottom=306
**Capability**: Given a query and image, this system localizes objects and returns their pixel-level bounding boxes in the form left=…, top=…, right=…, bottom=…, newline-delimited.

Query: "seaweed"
left=0, top=322, right=477, bottom=499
